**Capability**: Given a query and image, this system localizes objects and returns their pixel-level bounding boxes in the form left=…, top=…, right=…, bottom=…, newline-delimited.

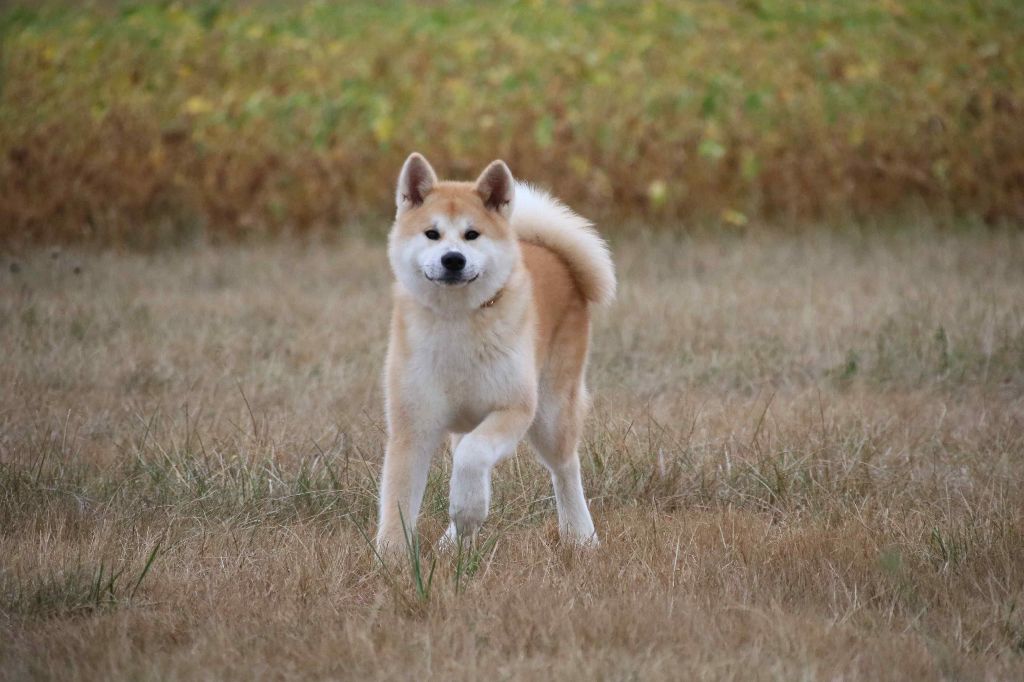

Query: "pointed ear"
left=474, top=160, right=515, bottom=219
left=396, top=152, right=438, bottom=212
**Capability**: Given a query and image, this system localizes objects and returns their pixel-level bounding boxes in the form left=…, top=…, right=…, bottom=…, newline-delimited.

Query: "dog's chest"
left=407, top=316, right=530, bottom=415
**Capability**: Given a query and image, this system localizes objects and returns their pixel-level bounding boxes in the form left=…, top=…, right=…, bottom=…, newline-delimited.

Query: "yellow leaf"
left=722, top=208, right=748, bottom=226
left=647, top=180, right=668, bottom=207
left=372, top=114, right=394, bottom=145
left=184, top=96, right=213, bottom=115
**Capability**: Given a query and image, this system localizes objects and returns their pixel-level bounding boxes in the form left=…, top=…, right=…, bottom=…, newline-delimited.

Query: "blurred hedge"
left=1, top=1, right=1022, bottom=244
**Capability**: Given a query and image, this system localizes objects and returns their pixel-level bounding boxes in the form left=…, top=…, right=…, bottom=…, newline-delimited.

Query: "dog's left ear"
left=474, top=160, right=515, bottom=219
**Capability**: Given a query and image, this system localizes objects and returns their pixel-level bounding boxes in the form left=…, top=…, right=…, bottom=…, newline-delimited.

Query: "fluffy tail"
left=511, top=182, right=616, bottom=306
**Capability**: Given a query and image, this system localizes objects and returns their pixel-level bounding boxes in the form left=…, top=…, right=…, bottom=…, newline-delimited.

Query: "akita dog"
left=375, top=153, right=615, bottom=554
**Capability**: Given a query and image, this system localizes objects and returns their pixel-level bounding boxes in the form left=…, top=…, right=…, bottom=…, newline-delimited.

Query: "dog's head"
left=388, top=153, right=518, bottom=311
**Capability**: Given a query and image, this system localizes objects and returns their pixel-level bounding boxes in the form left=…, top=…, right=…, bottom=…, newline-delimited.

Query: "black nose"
left=441, top=251, right=466, bottom=272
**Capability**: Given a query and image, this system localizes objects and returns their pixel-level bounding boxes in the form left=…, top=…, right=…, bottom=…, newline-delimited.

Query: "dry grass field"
left=2, top=226, right=1023, bottom=679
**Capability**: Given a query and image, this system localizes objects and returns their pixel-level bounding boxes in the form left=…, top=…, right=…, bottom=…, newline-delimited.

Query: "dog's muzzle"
left=426, top=271, right=479, bottom=286
left=427, top=251, right=478, bottom=285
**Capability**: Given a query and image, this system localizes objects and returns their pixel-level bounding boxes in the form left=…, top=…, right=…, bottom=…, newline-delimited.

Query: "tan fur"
left=376, top=154, right=613, bottom=554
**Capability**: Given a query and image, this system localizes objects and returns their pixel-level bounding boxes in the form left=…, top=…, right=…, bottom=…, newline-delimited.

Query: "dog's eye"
left=424, top=229, right=440, bottom=240
left=464, top=230, right=480, bottom=241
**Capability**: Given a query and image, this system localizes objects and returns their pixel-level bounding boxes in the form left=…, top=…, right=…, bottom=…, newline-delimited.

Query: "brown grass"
left=2, top=226, right=1023, bottom=679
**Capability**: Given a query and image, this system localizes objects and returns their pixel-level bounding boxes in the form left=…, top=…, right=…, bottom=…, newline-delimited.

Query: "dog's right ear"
left=396, top=153, right=438, bottom=214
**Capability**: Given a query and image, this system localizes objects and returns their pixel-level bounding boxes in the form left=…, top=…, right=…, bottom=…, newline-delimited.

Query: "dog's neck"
left=479, top=287, right=504, bottom=309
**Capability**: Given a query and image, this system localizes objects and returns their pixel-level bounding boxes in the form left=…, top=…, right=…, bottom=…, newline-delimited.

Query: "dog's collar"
left=480, top=288, right=504, bottom=309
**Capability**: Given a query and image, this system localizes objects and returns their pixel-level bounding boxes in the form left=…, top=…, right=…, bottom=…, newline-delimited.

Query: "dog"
left=375, top=153, right=615, bottom=555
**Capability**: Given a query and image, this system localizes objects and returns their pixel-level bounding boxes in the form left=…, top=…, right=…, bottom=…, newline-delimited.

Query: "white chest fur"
left=399, top=299, right=537, bottom=433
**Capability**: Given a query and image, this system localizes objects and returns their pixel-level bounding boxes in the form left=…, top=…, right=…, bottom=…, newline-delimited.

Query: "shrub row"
left=1, top=1, right=1022, bottom=244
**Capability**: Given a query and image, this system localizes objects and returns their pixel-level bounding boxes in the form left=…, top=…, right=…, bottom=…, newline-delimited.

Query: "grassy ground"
left=2, top=226, right=1023, bottom=679
left=3, top=0, right=1023, bottom=243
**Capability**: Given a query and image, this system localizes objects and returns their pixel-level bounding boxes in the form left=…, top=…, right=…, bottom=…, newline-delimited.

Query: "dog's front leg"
left=448, top=406, right=533, bottom=539
left=376, top=425, right=444, bottom=557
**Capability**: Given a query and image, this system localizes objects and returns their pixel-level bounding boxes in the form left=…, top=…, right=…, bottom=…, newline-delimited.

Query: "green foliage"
left=2, top=544, right=160, bottom=619
left=1, top=0, right=1022, bottom=242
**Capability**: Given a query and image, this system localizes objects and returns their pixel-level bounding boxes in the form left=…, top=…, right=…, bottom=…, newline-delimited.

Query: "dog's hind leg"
left=529, top=382, right=598, bottom=546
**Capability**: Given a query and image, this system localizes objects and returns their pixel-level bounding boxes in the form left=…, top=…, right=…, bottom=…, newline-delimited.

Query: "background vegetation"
left=2, top=0, right=1023, bottom=245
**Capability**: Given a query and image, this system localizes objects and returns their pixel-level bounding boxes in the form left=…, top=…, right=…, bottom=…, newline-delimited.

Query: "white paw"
left=436, top=523, right=458, bottom=553
left=565, top=529, right=600, bottom=549
left=374, top=530, right=408, bottom=560
left=561, top=518, right=599, bottom=548
left=449, top=465, right=489, bottom=538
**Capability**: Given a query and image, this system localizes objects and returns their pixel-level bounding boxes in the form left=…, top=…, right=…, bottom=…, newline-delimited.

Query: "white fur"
left=387, top=211, right=517, bottom=315
left=379, top=270, right=539, bottom=547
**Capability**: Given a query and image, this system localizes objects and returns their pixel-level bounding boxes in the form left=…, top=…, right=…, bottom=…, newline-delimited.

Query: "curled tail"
left=511, top=182, right=616, bottom=306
